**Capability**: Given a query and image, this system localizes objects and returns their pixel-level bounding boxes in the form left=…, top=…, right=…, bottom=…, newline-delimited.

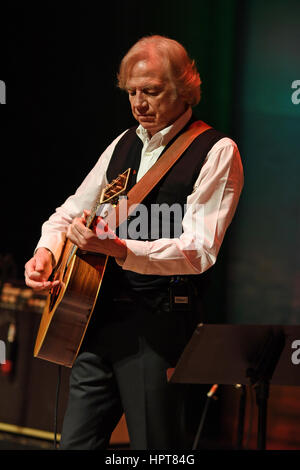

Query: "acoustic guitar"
left=34, top=169, right=131, bottom=367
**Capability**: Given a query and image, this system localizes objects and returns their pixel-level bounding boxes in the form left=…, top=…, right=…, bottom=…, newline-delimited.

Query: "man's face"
left=126, top=59, right=187, bottom=137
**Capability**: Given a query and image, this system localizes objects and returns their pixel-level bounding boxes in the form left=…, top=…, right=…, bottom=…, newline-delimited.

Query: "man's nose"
left=134, top=93, right=148, bottom=110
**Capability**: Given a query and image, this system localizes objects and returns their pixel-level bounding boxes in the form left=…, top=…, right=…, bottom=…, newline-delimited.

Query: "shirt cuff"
left=35, top=234, right=66, bottom=267
left=115, top=239, right=151, bottom=272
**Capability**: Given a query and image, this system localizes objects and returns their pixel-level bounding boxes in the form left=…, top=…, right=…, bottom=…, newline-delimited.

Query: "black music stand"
left=169, top=324, right=300, bottom=450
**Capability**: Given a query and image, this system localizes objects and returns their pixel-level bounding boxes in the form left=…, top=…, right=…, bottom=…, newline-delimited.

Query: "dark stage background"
left=1, top=0, right=299, bottom=325
left=0, top=0, right=300, bottom=450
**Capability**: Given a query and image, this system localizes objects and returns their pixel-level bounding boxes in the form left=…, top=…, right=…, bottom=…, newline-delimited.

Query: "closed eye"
left=143, top=88, right=161, bottom=96
left=146, top=90, right=160, bottom=96
left=127, top=88, right=161, bottom=97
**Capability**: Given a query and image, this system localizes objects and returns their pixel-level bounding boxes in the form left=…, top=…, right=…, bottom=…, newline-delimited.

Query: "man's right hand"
left=24, top=247, right=59, bottom=291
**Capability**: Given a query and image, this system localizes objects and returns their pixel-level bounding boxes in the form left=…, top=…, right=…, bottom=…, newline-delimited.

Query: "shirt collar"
left=136, top=107, right=193, bottom=149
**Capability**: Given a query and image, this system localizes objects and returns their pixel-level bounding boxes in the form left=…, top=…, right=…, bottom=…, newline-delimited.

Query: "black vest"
left=102, top=119, right=227, bottom=296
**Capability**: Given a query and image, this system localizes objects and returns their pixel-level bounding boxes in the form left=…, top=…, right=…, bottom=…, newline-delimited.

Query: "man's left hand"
left=67, top=210, right=127, bottom=261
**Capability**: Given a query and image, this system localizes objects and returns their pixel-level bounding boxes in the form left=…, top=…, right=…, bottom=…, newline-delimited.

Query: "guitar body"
left=34, top=169, right=131, bottom=368
left=34, top=238, right=108, bottom=367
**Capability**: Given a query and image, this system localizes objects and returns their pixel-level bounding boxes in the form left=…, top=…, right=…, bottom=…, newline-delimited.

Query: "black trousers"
left=60, top=293, right=198, bottom=450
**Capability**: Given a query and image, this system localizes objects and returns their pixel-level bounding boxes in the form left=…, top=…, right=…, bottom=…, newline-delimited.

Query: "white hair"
left=117, top=35, right=202, bottom=106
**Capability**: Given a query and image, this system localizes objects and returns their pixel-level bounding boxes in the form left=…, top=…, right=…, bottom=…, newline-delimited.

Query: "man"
left=24, top=35, right=243, bottom=449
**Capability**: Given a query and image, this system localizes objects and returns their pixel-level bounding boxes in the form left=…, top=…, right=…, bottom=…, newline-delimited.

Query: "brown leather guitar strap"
left=109, top=120, right=212, bottom=228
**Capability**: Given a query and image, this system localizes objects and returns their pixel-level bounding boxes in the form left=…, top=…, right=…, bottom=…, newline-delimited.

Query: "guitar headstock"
left=82, top=168, right=131, bottom=233
left=100, top=168, right=131, bottom=205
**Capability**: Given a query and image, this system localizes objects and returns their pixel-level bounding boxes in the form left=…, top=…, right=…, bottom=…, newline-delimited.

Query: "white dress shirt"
left=35, top=107, right=244, bottom=275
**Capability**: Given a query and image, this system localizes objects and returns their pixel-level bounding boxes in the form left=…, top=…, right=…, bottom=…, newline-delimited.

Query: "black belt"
left=112, top=289, right=171, bottom=313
